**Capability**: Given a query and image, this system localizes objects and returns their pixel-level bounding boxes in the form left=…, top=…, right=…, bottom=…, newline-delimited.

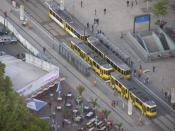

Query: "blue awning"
left=26, top=98, right=47, bottom=111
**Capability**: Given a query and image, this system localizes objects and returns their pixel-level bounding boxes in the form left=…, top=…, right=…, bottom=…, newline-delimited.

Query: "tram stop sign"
left=133, top=14, right=151, bottom=33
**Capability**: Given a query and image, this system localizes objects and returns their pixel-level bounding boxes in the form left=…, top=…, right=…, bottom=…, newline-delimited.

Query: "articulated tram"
left=68, top=38, right=113, bottom=79
left=110, top=72, right=157, bottom=117
left=87, top=36, right=131, bottom=79
left=48, top=2, right=91, bottom=41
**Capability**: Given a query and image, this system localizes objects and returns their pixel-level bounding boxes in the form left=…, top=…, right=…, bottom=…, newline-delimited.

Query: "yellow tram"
left=48, top=2, right=91, bottom=41
left=110, top=72, right=157, bottom=117
left=87, top=37, right=131, bottom=79
left=68, top=38, right=113, bottom=80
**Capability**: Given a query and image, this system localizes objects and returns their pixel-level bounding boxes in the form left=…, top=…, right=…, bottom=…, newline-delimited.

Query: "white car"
left=86, top=111, right=94, bottom=119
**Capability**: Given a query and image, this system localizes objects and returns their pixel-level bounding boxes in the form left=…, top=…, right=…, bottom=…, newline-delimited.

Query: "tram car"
left=68, top=38, right=113, bottom=80
left=48, top=1, right=91, bottom=41
left=87, top=36, right=131, bottom=79
left=110, top=72, right=157, bottom=117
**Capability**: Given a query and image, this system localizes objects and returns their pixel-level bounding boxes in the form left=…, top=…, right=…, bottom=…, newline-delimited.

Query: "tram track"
left=7, top=0, right=175, bottom=130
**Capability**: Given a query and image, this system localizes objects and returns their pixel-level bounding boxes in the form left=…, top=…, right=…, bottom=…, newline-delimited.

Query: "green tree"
left=101, top=109, right=111, bottom=121
left=0, top=62, right=51, bottom=131
left=114, top=122, right=123, bottom=131
left=153, top=0, right=168, bottom=22
left=90, top=98, right=99, bottom=111
left=77, top=85, right=85, bottom=96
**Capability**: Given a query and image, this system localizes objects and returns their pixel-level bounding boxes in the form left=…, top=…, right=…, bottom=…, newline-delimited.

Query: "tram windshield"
left=150, top=106, right=156, bottom=112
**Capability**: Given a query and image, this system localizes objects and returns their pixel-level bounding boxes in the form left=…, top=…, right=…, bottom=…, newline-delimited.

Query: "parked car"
left=86, top=111, right=94, bottom=119
left=83, top=105, right=91, bottom=113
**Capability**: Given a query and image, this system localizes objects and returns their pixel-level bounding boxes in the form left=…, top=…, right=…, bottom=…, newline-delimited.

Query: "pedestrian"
left=133, top=69, right=136, bottom=76
left=91, top=25, right=94, bottom=32
left=87, top=22, right=89, bottom=28
left=95, top=9, right=97, bottom=15
left=80, top=0, right=83, bottom=8
left=96, top=18, right=99, bottom=25
left=131, top=1, right=134, bottom=8
left=135, top=0, right=137, bottom=5
left=138, top=69, right=141, bottom=78
left=144, top=77, right=148, bottom=84
left=97, top=30, right=100, bottom=34
left=43, top=47, right=46, bottom=53
left=62, top=121, right=64, bottom=128
left=104, top=8, right=107, bottom=15
left=126, top=0, right=129, bottom=7
left=113, top=100, right=116, bottom=107
left=94, top=18, right=96, bottom=24
left=120, top=32, right=124, bottom=38
left=153, top=66, right=156, bottom=72
left=139, top=64, right=142, bottom=70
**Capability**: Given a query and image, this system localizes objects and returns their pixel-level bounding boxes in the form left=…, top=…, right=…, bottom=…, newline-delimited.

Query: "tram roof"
left=70, top=38, right=112, bottom=69
left=111, top=72, right=156, bottom=106
left=48, top=2, right=91, bottom=36
left=87, top=36, right=130, bottom=71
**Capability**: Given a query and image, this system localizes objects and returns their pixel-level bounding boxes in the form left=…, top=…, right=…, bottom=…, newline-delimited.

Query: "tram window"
left=150, top=107, right=156, bottom=112
left=96, top=64, right=99, bottom=69
left=73, top=30, right=80, bottom=38
left=80, top=52, right=84, bottom=58
left=53, top=12, right=56, bottom=17
left=135, top=98, right=142, bottom=106
left=116, top=80, right=119, bottom=86
left=106, top=70, right=110, bottom=74
left=89, top=44, right=93, bottom=50
left=119, top=83, right=122, bottom=88
left=118, top=68, right=121, bottom=73
left=93, top=61, right=96, bottom=66
left=49, top=10, right=53, bottom=15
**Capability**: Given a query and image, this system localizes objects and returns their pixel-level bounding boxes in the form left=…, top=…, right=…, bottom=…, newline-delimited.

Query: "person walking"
left=95, top=9, right=97, bottom=15
left=153, top=66, right=155, bottom=72
left=131, top=1, right=134, bottom=8
left=62, top=121, right=64, bottom=128
left=87, top=22, right=89, bottom=28
left=43, top=47, right=46, bottom=53
left=104, top=8, right=107, bottom=15
left=96, top=18, right=99, bottom=25
left=135, top=0, right=137, bottom=5
left=126, top=0, right=129, bottom=7
left=81, top=0, right=83, bottom=8
left=91, top=25, right=94, bottom=32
